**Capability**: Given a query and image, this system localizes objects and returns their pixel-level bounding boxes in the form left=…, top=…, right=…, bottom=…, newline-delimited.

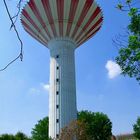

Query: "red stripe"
left=29, top=0, right=51, bottom=39
left=84, top=17, right=103, bottom=37
left=66, top=0, right=79, bottom=37
left=56, top=0, right=64, bottom=36
left=21, top=20, right=48, bottom=44
left=22, top=10, right=40, bottom=31
left=22, top=9, right=48, bottom=42
left=75, top=7, right=101, bottom=41
left=21, top=20, right=40, bottom=40
left=78, top=27, right=100, bottom=45
left=77, top=20, right=102, bottom=44
left=71, top=0, right=93, bottom=38
left=25, top=28, right=47, bottom=46
left=42, top=0, right=57, bottom=37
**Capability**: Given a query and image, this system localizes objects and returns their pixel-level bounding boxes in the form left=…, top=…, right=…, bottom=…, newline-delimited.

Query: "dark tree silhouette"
left=133, top=117, right=140, bottom=139
left=31, top=117, right=49, bottom=140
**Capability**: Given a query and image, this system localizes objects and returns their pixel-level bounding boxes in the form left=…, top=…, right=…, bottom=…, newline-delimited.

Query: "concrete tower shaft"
left=21, top=0, right=103, bottom=139
left=48, top=38, right=77, bottom=138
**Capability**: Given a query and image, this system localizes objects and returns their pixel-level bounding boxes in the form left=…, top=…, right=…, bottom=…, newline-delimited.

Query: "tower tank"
left=21, top=0, right=103, bottom=139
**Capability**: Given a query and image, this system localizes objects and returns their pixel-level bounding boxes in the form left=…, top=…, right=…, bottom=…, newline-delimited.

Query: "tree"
left=32, top=111, right=112, bottom=140
left=0, top=132, right=31, bottom=140
left=60, top=111, right=112, bottom=140
left=111, top=135, right=116, bottom=140
left=0, top=134, right=15, bottom=140
left=15, top=132, right=31, bottom=140
left=133, top=117, right=140, bottom=139
left=78, top=111, right=112, bottom=140
left=115, top=0, right=140, bottom=84
left=59, top=120, right=87, bottom=140
left=31, top=117, right=49, bottom=140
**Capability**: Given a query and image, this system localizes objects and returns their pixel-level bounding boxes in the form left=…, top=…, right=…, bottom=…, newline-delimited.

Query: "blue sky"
left=0, top=0, right=140, bottom=136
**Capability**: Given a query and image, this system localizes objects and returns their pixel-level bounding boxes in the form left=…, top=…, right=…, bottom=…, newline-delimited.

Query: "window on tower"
left=56, top=134, right=59, bottom=138
left=56, top=66, right=59, bottom=70
left=56, top=105, right=59, bottom=108
left=56, top=55, right=59, bottom=58
left=56, top=119, right=59, bottom=123
left=56, top=91, right=59, bottom=95
left=56, top=78, right=59, bottom=82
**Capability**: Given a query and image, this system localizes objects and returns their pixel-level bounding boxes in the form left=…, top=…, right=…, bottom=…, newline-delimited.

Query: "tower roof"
left=21, top=0, right=103, bottom=47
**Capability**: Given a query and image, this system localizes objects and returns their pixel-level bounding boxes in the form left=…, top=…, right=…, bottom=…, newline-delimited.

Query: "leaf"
left=117, top=4, right=123, bottom=10
left=128, top=8, right=138, bottom=16
left=126, top=0, right=132, bottom=4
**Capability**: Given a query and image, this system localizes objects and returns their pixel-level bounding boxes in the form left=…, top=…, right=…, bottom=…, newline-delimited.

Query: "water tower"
left=21, top=0, right=103, bottom=139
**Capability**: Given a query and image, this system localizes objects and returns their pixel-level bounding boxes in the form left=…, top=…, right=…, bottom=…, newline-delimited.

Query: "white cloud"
left=42, top=83, right=50, bottom=92
left=28, top=83, right=50, bottom=94
left=105, top=60, right=122, bottom=79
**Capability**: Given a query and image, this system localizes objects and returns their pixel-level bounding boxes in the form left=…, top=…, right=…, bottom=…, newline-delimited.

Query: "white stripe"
left=69, top=0, right=86, bottom=37
left=76, top=11, right=102, bottom=43
left=49, top=0, right=59, bottom=36
left=22, top=15, right=40, bottom=39
left=63, top=0, right=71, bottom=36
left=74, top=1, right=97, bottom=40
left=78, top=22, right=102, bottom=45
left=34, top=0, right=54, bottom=38
left=24, top=27, right=48, bottom=46
left=25, top=4, right=50, bottom=40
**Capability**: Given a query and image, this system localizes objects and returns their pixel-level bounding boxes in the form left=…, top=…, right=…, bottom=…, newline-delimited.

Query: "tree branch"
left=0, top=0, right=23, bottom=71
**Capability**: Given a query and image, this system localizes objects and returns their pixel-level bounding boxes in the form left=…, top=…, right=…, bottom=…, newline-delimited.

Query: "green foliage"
left=78, top=111, right=112, bottom=140
left=0, top=134, right=15, bottom=140
left=31, top=111, right=112, bottom=140
left=128, top=8, right=138, bottom=16
left=128, top=8, right=140, bottom=34
left=115, top=0, right=140, bottom=83
left=0, top=132, right=31, bottom=140
left=116, top=35, right=140, bottom=80
left=133, top=117, right=140, bottom=139
left=126, top=0, right=132, bottom=4
left=117, top=4, right=123, bottom=10
left=31, top=117, right=49, bottom=140
left=15, top=132, right=31, bottom=140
